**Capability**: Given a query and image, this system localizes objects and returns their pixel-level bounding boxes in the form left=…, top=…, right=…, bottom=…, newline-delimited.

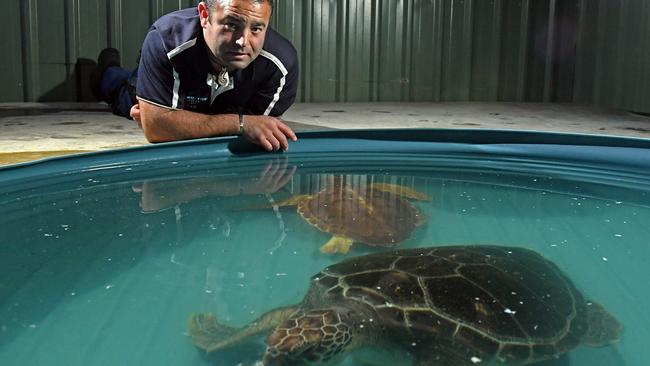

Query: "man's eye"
left=224, top=22, right=238, bottom=30
left=251, top=27, right=264, bottom=34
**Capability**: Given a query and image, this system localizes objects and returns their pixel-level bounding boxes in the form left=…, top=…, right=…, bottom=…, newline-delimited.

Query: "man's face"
left=199, top=0, right=271, bottom=71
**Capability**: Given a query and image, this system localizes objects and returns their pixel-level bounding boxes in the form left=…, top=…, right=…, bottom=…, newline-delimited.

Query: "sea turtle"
left=274, top=178, right=429, bottom=254
left=187, top=245, right=621, bottom=365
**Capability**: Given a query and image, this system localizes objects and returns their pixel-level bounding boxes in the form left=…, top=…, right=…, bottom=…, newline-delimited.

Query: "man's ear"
left=198, top=2, right=210, bottom=27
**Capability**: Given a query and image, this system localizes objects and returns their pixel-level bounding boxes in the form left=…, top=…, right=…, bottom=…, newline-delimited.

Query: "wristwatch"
left=238, top=113, right=245, bottom=135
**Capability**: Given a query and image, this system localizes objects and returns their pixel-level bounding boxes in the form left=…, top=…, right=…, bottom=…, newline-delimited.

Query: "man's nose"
left=235, top=30, right=249, bottom=47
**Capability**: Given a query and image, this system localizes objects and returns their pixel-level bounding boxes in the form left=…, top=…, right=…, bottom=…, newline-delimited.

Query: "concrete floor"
left=1, top=101, right=649, bottom=165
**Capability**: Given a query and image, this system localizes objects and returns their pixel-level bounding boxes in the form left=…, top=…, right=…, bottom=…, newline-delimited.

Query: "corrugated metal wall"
left=2, top=0, right=649, bottom=113
left=1, top=0, right=198, bottom=103
left=279, top=0, right=579, bottom=103
left=573, top=0, right=650, bottom=113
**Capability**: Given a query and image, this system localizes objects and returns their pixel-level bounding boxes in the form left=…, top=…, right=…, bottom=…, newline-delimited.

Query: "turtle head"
left=263, top=308, right=355, bottom=365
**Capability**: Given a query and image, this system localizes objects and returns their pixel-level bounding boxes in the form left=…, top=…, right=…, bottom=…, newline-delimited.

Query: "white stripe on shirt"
left=171, top=69, right=180, bottom=109
left=167, top=38, right=196, bottom=109
left=259, top=50, right=289, bottom=116
left=166, top=38, right=197, bottom=59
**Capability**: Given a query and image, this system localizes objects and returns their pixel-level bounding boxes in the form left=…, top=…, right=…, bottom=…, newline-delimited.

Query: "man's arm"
left=133, top=156, right=296, bottom=212
left=139, top=100, right=296, bottom=151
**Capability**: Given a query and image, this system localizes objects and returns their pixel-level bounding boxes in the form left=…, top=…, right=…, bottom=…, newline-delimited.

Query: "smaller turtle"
left=275, top=177, right=429, bottom=254
left=188, top=245, right=622, bottom=365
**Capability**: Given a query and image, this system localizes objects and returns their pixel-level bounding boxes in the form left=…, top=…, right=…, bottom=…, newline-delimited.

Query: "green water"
left=0, top=151, right=648, bottom=365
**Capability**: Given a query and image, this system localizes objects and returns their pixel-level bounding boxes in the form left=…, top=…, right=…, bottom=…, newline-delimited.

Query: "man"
left=94, top=0, right=298, bottom=151
left=90, top=47, right=137, bottom=118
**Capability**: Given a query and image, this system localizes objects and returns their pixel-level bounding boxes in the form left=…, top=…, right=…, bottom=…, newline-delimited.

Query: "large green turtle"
left=275, top=178, right=429, bottom=254
left=188, top=245, right=621, bottom=365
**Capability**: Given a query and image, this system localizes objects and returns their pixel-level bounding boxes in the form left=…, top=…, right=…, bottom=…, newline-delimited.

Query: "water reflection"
left=267, top=175, right=430, bottom=255
left=131, top=156, right=297, bottom=213
left=131, top=161, right=433, bottom=255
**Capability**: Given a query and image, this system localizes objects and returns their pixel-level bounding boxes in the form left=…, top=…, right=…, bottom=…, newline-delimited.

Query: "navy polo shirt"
left=136, top=8, right=298, bottom=116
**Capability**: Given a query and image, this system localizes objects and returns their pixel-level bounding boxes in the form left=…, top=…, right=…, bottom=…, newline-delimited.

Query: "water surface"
left=0, top=140, right=648, bottom=365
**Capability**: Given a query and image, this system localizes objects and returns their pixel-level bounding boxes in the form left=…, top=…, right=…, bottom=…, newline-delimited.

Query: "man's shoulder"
left=258, top=28, right=298, bottom=72
left=149, top=8, right=201, bottom=52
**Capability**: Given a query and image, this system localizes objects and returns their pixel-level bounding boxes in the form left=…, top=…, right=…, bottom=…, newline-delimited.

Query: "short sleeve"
left=136, top=29, right=175, bottom=108
left=246, top=51, right=299, bottom=117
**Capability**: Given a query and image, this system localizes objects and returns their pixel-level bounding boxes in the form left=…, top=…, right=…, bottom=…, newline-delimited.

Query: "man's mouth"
left=229, top=51, right=248, bottom=57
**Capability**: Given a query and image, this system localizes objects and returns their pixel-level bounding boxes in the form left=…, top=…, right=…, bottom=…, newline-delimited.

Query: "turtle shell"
left=297, top=182, right=423, bottom=247
left=310, top=245, right=591, bottom=364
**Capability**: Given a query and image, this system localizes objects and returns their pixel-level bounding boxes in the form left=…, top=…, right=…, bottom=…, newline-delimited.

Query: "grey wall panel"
left=375, top=0, right=410, bottom=102
left=19, top=0, right=41, bottom=102
left=470, top=0, right=501, bottom=101
left=440, top=0, right=473, bottom=101
left=38, top=1, right=74, bottom=101
left=306, top=0, right=340, bottom=102
left=574, top=0, right=650, bottom=113
left=497, top=0, right=528, bottom=101
left=339, top=0, right=375, bottom=102
left=2, top=0, right=648, bottom=114
left=551, top=0, right=579, bottom=103
left=409, top=0, right=444, bottom=102
left=525, top=0, right=551, bottom=102
left=1, top=1, right=25, bottom=101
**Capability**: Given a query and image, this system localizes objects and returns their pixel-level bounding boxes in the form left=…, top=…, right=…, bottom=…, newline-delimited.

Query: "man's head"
left=199, top=0, right=273, bottom=72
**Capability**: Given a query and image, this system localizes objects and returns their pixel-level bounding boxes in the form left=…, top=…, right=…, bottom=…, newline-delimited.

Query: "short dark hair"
left=205, top=0, right=273, bottom=13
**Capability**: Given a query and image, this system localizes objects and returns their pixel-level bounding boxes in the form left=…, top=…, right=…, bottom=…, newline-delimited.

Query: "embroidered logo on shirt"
left=207, top=74, right=235, bottom=104
left=185, top=95, right=209, bottom=109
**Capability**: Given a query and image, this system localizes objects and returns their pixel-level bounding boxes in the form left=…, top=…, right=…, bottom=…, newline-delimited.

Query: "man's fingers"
left=277, top=121, right=297, bottom=142
left=246, top=117, right=296, bottom=151
left=276, top=165, right=296, bottom=187
left=270, top=159, right=287, bottom=182
left=265, top=135, right=281, bottom=151
left=276, top=156, right=289, bottom=174
left=261, top=139, right=274, bottom=151
left=253, top=134, right=274, bottom=151
left=267, top=157, right=281, bottom=178
left=260, top=159, right=273, bottom=177
left=273, top=129, right=289, bottom=151
left=130, top=104, right=142, bottom=127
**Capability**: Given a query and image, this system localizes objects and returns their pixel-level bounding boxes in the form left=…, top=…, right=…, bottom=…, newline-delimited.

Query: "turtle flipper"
left=370, top=183, right=431, bottom=201
left=582, top=301, right=622, bottom=346
left=320, top=236, right=355, bottom=254
left=187, top=313, right=238, bottom=351
left=187, top=306, right=299, bottom=353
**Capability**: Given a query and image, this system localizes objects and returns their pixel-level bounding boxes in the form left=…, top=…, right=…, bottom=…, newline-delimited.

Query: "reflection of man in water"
left=129, top=158, right=296, bottom=343
left=132, top=157, right=296, bottom=213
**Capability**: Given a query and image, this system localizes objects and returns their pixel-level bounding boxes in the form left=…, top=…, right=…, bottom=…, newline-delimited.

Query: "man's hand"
left=241, top=115, right=297, bottom=152
left=130, top=103, right=141, bottom=128
left=240, top=156, right=297, bottom=194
